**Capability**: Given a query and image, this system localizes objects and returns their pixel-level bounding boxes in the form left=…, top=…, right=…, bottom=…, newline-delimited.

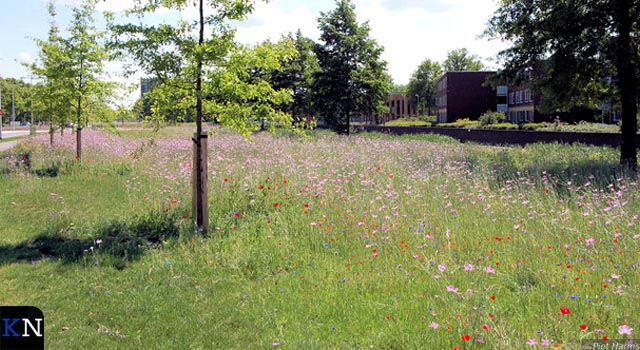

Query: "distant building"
left=506, top=85, right=537, bottom=123
left=436, top=71, right=498, bottom=123
left=381, top=94, right=417, bottom=123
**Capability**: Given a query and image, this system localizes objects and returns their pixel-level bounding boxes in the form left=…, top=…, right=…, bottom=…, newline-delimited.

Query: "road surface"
left=0, top=129, right=47, bottom=152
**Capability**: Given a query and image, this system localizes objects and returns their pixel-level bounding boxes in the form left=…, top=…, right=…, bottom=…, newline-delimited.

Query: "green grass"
left=0, top=127, right=638, bottom=349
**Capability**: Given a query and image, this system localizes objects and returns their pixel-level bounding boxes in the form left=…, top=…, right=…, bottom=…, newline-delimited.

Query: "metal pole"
left=0, top=79, right=3, bottom=139
left=11, top=84, right=16, bottom=130
left=29, top=78, right=35, bottom=135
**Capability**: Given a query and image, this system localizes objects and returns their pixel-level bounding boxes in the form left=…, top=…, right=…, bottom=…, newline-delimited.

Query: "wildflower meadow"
left=0, top=127, right=638, bottom=349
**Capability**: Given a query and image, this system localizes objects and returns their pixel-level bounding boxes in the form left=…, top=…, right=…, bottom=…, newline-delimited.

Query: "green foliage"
left=313, top=0, right=392, bottom=133
left=486, top=0, right=639, bottom=168
left=438, top=118, right=480, bottom=128
left=479, top=110, right=506, bottom=126
left=443, top=48, right=484, bottom=72
left=269, top=31, right=320, bottom=123
left=406, top=58, right=442, bottom=116
left=0, top=78, right=35, bottom=124
left=383, top=115, right=435, bottom=127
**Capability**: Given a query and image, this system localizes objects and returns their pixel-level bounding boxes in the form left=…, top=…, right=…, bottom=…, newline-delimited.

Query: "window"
left=525, top=89, right=531, bottom=103
left=510, top=92, right=515, bottom=105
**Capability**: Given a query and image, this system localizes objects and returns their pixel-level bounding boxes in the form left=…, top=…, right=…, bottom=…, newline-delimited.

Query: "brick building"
left=436, top=71, right=498, bottom=123
left=381, top=94, right=417, bottom=123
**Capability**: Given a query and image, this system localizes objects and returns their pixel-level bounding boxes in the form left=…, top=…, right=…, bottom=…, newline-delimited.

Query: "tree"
left=0, top=78, right=32, bottom=124
left=31, top=0, right=114, bottom=157
left=486, top=0, right=639, bottom=170
left=29, top=1, right=73, bottom=145
left=406, top=59, right=443, bottom=116
left=313, top=0, right=392, bottom=133
left=108, top=0, right=299, bottom=233
left=443, top=48, right=485, bottom=72
left=270, top=30, right=320, bottom=124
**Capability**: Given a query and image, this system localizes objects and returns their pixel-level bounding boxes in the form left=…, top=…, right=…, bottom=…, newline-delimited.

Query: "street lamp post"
left=29, top=79, right=35, bottom=135
left=11, top=83, right=16, bottom=130
left=0, top=79, right=3, bottom=139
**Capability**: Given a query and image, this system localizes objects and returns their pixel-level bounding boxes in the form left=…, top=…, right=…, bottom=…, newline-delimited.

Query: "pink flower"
left=446, top=285, right=458, bottom=293
left=585, top=238, right=595, bottom=247
left=541, top=339, right=551, bottom=346
left=437, top=264, right=447, bottom=272
left=526, top=339, right=537, bottom=346
left=464, top=263, right=474, bottom=272
left=484, top=266, right=496, bottom=274
left=618, top=324, right=633, bottom=336
left=429, top=322, right=439, bottom=329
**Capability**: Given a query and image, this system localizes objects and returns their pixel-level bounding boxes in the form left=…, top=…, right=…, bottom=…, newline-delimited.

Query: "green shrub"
left=438, top=118, right=479, bottom=128
left=479, top=111, right=506, bottom=126
left=485, top=123, right=519, bottom=130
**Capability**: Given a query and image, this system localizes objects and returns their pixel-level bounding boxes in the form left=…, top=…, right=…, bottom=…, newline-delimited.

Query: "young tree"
left=443, top=48, right=485, bottom=72
left=406, top=59, right=443, bottom=116
left=313, top=0, right=391, bottom=133
left=62, top=0, right=114, bottom=159
left=29, top=1, right=73, bottom=145
left=486, top=0, right=639, bottom=170
left=109, top=0, right=299, bottom=233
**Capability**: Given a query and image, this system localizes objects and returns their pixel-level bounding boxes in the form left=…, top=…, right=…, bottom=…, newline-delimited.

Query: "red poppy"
left=560, top=307, right=570, bottom=315
left=181, top=214, right=188, bottom=219
left=602, top=336, right=608, bottom=341
left=273, top=202, right=279, bottom=208
left=579, top=324, right=587, bottom=330
left=490, top=295, right=496, bottom=300
left=234, top=212, right=241, bottom=217
left=223, top=178, right=228, bottom=182
left=461, top=335, right=471, bottom=341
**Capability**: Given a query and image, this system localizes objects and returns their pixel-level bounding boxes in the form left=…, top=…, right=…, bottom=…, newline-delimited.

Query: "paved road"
left=0, top=129, right=47, bottom=152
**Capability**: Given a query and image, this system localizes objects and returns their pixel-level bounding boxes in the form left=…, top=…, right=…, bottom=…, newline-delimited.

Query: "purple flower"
left=619, top=324, right=634, bottom=336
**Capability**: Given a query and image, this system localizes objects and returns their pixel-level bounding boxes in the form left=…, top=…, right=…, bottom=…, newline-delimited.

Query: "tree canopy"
left=443, top=48, right=485, bottom=72
left=313, top=0, right=391, bottom=133
left=486, top=0, right=639, bottom=169
left=406, top=58, right=443, bottom=116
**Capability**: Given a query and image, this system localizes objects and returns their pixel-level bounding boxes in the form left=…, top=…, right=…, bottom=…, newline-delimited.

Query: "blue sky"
left=0, top=0, right=509, bottom=90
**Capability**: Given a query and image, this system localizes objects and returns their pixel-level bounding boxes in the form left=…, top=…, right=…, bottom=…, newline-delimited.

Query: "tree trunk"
left=76, top=127, right=82, bottom=159
left=192, top=0, right=209, bottom=234
left=49, top=124, right=54, bottom=147
left=615, top=0, right=638, bottom=171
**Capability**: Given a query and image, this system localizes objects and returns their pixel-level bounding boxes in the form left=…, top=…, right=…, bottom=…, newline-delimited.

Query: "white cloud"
left=17, top=52, right=32, bottom=64
left=234, top=0, right=509, bottom=85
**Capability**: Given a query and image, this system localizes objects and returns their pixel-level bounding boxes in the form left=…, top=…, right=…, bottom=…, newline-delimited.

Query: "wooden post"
left=192, top=132, right=209, bottom=233
left=76, top=127, right=82, bottom=159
